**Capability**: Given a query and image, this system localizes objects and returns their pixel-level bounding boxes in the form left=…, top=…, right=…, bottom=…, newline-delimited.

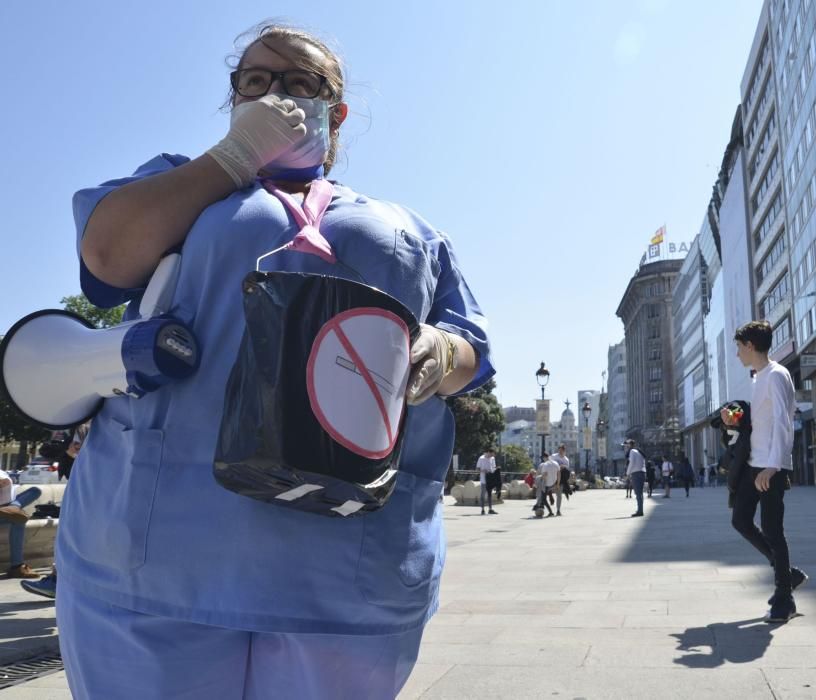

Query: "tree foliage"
left=0, top=294, right=126, bottom=464
left=447, top=378, right=505, bottom=470
left=500, top=444, right=533, bottom=474
left=60, top=294, right=125, bottom=329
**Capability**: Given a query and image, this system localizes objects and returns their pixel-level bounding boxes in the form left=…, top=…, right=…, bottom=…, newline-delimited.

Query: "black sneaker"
left=488, top=509, right=498, bottom=515
left=630, top=512, right=644, bottom=517
left=556, top=511, right=562, bottom=516
left=768, top=567, right=809, bottom=605
left=481, top=509, right=485, bottom=515
left=766, top=595, right=797, bottom=623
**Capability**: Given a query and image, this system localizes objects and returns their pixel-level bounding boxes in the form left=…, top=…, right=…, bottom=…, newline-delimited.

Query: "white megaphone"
left=0, top=254, right=200, bottom=429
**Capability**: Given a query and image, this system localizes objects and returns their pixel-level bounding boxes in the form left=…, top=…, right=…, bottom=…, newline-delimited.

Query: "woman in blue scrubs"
left=57, top=22, right=493, bottom=699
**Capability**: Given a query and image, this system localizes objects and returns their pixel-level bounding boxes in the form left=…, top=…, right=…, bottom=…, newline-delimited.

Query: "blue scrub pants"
left=57, top=579, right=425, bottom=700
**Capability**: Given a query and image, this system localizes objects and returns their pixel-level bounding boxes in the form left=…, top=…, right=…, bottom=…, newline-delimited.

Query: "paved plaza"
left=1, top=485, right=814, bottom=698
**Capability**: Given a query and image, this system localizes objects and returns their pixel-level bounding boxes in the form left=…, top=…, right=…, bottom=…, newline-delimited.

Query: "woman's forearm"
left=81, top=154, right=236, bottom=289
left=438, top=332, right=479, bottom=396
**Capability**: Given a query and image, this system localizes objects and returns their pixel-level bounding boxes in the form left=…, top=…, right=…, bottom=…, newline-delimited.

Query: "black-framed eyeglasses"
left=230, top=68, right=331, bottom=99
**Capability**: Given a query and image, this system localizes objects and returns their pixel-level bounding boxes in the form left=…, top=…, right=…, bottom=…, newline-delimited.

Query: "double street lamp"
left=535, top=362, right=550, bottom=461
left=582, top=399, right=592, bottom=481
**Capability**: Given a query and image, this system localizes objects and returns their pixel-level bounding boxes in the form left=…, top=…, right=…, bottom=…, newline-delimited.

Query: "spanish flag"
left=650, top=225, right=666, bottom=245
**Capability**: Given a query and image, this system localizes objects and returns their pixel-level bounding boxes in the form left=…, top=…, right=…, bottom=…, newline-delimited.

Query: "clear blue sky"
left=0, top=0, right=762, bottom=409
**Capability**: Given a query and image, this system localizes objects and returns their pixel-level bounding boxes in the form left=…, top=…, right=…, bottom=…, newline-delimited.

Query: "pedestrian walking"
left=533, top=452, right=558, bottom=518
left=477, top=449, right=498, bottom=515
left=489, top=459, right=503, bottom=503
left=624, top=475, right=632, bottom=498
left=698, top=466, right=706, bottom=488
left=709, top=464, right=718, bottom=487
left=661, top=456, right=673, bottom=498
left=645, top=461, right=656, bottom=498
left=54, top=20, right=493, bottom=699
left=551, top=444, right=570, bottom=515
left=624, top=439, right=646, bottom=517
left=726, top=320, right=807, bottom=623
left=679, top=456, right=694, bottom=497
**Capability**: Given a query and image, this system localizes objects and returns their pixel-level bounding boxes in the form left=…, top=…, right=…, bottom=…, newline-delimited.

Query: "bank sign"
left=639, top=240, right=692, bottom=267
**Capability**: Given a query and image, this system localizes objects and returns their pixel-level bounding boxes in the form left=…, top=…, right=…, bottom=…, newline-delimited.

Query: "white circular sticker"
left=307, top=308, right=411, bottom=458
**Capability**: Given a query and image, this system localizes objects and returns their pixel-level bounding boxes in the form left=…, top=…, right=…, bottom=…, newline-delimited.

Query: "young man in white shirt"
left=725, top=320, right=807, bottom=623
left=661, top=456, right=673, bottom=498
left=476, top=449, right=497, bottom=515
left=533, top=452, right=559, bottom=518
left=624, top=439, right=646, bottom=517
left=551, top=444, right=570, bottom=516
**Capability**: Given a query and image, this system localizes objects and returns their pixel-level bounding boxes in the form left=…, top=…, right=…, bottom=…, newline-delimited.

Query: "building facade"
left=547, top=401, right=579, bottom=470
left=616, top=258, right=684, bottom=460
left=606, top=340, right=628, bottom=475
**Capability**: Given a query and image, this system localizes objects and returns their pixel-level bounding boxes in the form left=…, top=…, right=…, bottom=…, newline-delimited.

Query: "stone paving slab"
left=399, top=486, right=816, bottom=699
left=1, top=487, right=814, bottom=698
left=0, top=565, right=58, bottom=669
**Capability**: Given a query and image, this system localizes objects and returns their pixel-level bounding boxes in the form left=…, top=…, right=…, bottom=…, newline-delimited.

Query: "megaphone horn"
left=0, top=309, right=199, bottom=430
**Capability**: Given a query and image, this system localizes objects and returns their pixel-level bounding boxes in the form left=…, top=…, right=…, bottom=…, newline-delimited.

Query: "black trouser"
left=630, top=471, right=645, bottom=514
left=683, top=478, right=691, bottom=496
left=731, top=467, right=791, bottom=594
left=535, top=488, right=554, bottom=515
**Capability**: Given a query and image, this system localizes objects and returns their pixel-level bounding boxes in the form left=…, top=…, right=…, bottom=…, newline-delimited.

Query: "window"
left=650, top=389, right=663, bottom=404
left=751, top=151, right=780, bottom=213
left=757, top=234, right=786, bottom=284
left=648, top=366, right=662, bottom=381
left=754, top=190, right=783, bottom=248
left=770, top=316, right=792, bottom=355
left=761, top=272, right=790, bottom=317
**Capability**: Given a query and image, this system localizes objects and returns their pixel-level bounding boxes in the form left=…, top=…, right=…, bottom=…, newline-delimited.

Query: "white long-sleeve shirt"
left=749, top=361, right=795, bottom=471
left=625, top=448, right=646, bottom=475
left=476, top=454, right=496, bottom=484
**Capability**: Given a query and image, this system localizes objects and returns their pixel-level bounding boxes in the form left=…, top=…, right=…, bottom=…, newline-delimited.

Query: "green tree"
left=500, top=444, right=533, bottom=474
left=0, top=294, right=126, bottom=465
left=60, top=294, right=125, bottom=329
left=448, top=378, right=505, bottom=470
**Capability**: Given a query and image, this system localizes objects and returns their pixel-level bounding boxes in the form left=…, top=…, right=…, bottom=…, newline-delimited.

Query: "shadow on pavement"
left=671, top=617, right=773, bottom=668
left=613, top=488, right=815, bottom=566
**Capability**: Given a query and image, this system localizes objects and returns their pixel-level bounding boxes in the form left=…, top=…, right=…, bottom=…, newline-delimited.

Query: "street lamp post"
left=582, top=399, right=592, bottom=482
left=535, top=362, right=550, bottom=461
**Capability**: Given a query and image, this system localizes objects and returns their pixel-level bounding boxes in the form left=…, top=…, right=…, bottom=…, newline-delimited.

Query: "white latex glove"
left=407, top=325, right=453, bottom=406
left=207, top=95, right=308, bottom=187
left=259, top=94, right=330, bottom=171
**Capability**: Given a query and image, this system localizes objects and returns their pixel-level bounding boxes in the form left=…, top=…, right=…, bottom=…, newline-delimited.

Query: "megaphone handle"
left=139, top=254, right=182, bottom=319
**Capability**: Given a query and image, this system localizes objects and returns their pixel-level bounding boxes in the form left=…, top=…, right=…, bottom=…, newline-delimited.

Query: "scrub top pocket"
left=65, top=418, right=164, bottom=572
left=355, top=470, right=443, bottom=609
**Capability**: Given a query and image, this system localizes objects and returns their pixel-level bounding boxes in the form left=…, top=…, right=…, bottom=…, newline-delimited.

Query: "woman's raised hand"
left=208, top=96, right=308, bottom=187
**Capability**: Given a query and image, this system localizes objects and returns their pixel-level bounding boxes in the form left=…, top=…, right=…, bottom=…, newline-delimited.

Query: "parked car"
left=18, top=459, right=62, bottom=485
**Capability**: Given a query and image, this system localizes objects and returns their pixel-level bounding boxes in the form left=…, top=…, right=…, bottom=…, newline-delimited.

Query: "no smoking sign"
left=306, top=308, right=411, bottom=459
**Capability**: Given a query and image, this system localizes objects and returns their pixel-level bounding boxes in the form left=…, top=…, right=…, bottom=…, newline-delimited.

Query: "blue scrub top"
left=57, top=154, right=494, bottom=635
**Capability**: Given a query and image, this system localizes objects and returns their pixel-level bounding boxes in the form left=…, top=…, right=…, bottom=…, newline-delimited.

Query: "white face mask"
left=231, top=94, right=331, bottom=172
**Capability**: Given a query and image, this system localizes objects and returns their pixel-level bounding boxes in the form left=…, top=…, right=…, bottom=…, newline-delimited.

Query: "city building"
left=606, top=340, right=628, bottom=475
left=739, top=0, right=815, bottom=484
left=576, top=389, right=600, bottom=472
left=547, top=401, right=579, bottom=470
left=741, top=0, right=795, bottom=364
left=499, top=418, right=538, bottom=463
left=503, top=406, right=535, bottom=423
left=717, top=108, right=756, bottom=404
left=616, top=252, right=685, bottom=460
